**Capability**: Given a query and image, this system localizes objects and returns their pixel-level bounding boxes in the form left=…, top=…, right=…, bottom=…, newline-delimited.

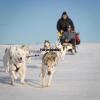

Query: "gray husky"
left=41, top=51, right=58, bottom=87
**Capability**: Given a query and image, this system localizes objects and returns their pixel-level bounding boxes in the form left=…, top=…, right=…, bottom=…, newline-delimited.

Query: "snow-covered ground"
left=0, top=43, right=100, bottom=100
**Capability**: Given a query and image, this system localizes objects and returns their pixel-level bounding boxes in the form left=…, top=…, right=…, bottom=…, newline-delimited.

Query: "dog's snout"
left=48, top=71, right=51, bottom=75
left=20, top=57, right=22, bottom=60
left=10, top=56, right=12, bottom=60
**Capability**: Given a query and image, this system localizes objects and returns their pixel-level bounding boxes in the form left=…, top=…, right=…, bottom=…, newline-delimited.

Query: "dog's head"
left=44, top=40, right=51, bottom=49
left=55, top=42, right=67, bottom=58
left=55, top=42, right=63, bottom=54
left=9, top=46, right=29, bottom=64
left=15, top=47, right=26, bottom=63
left=20, top=45, right=30, bottom=58
left=55, top=42, right=62, bottom=51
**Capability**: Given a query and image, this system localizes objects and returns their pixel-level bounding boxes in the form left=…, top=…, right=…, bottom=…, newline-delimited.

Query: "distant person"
left=63, top=25, right=76, bottom=46
left=57, top=11, right=75, bottom=45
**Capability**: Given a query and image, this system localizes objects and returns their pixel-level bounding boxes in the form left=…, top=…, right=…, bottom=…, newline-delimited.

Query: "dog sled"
left=59, top=32, right=80, bottom=55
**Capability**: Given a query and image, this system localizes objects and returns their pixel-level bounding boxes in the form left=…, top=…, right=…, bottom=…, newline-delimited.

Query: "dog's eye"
left=10, top=56, right=12, bottom=60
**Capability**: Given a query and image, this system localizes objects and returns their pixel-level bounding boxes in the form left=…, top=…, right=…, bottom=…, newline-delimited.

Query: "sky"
left=0, top=0, right=100, bottom=44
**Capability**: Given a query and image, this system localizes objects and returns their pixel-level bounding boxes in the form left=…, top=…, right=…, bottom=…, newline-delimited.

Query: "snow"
left=0, top=43, right=100, bottom=100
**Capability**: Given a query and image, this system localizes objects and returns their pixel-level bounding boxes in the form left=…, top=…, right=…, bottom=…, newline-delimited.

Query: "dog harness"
left=40, top=48, right=61, bottom=51
left=14, top=64, right=20, bottom=72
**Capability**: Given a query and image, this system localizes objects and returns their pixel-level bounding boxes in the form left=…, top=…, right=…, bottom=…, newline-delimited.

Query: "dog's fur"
left=55, top=42, right=67, bottom=60
left=63, top=43, right=75, bottom=54
left=41, top=51, right=58, bottom=87
left=3, top=45, right=30, bottom=85
left=42, top=40, right=66, bottom=60
left=42, top=40, right=51, bottom=55
left=44, top=40, right=51, bottom=49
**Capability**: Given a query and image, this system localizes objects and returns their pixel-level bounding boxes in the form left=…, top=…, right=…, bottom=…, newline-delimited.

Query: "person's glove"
left=60, top=30, right=64, bottom=33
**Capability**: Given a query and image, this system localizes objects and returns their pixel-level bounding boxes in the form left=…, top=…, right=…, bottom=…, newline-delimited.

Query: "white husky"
left=3, top=45, right=30, bottom=85
left=55, top=42, right=67, bottom=60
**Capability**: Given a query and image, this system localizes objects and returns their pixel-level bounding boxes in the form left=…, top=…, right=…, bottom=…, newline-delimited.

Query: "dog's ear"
left=44, top=40, right=46, bottom=43
left=20, top=45, right=28, bottom=51
left=45, top=40, right=50, bottom=43
left=20, top=45, right=25, bottom=49
left=44, top=40, right=48, bottom=43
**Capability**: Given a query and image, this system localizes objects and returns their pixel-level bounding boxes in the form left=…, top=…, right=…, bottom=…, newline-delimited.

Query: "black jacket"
left=57, top=17, right=75, bottom=32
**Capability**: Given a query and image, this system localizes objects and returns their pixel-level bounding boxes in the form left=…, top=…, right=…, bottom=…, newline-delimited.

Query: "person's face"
left=63, top=15, right=67, bottom=20
left=68, top=26, right=71, bottom=32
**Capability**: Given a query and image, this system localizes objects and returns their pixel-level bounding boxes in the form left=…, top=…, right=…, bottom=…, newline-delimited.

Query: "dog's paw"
left=21, top=82, right=29, bottom=87
left=41, top=85, right=44, bottom=88
left=46, top=84, right=51, bottom=87
left=41, top=84, right=45, bottom=88
left=21, top=81, right=26, bottom=85
left=10, top=82, right=15, bottom=86
left=41, top=84, right=47, bottom=88
left=14, top=76, right=17, bottom=80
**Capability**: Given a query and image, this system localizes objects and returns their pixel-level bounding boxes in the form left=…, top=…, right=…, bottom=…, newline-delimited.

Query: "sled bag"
left=75, top=33, right=80, bottom=45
